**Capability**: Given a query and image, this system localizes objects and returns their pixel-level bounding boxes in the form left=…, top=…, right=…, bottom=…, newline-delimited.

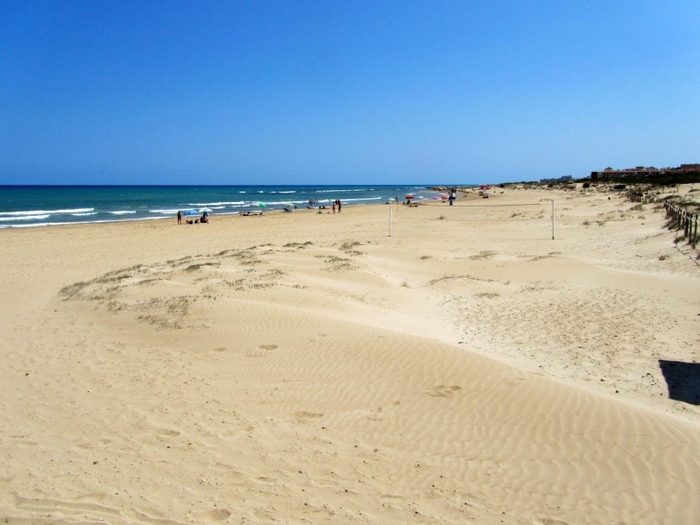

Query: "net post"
left=551, top=199, right=555, bottom=240
left=389, top=198, right=393, bottom=237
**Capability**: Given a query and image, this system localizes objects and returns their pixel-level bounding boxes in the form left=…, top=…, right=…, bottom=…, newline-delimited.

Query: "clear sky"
left=1, top=0, right=699, bottom=185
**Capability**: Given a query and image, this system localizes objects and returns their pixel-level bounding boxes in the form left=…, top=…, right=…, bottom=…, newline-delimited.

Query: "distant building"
left=590, top=164, right=698, bottom=179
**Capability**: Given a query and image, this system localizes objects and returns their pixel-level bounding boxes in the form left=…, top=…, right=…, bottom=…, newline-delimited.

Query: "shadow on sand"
left=659, top=360, right=700, bottom=405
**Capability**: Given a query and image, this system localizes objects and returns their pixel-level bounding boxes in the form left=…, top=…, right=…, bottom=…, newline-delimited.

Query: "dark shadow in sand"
left=659, top=360, right=700, bottom=405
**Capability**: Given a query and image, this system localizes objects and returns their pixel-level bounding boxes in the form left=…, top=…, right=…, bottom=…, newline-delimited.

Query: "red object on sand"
left=405, top=194, right=414, bottom=200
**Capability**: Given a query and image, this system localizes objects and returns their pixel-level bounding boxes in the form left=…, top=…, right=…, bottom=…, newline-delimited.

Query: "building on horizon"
left=590, top=163, right=699, bottom=179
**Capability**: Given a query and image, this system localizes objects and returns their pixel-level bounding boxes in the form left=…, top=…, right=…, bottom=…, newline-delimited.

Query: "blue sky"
left=1, top=0, right=698, bottom=185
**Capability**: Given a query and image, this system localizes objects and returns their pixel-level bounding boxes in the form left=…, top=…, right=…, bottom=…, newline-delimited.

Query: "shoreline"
left=0, top=184, right=426, bottom=229
left=3, top=179, right=695, bottom=230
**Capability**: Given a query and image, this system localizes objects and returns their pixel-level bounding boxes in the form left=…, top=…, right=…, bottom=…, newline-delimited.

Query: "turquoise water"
left=0, top=185, right=438, bottom=228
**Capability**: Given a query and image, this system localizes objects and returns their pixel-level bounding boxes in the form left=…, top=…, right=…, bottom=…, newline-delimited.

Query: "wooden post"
left=389, top=198, right=393, bottom=237
left=551, top=199, right=555, bottom=240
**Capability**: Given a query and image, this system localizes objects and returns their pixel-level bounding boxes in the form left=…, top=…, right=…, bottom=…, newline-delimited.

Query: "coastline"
left=0, top=184, right=429, bottom=229
left=1, top=185, right=699, bottom=524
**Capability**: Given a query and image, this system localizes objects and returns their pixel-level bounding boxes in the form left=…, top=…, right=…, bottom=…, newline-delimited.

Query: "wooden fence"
left=665, top=202, right=699, bottom=249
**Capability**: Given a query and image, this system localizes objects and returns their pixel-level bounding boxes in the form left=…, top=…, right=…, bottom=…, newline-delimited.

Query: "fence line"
left=665, top=202, right=699, bottom=249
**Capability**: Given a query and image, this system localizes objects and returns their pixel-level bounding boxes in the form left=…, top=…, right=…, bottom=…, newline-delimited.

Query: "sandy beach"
left=1, top=185, right=699, bottom=524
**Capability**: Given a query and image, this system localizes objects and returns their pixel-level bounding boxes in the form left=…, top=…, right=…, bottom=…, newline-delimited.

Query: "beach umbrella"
left=308, top=199, right=318, bottom=206
left=256, top=202, right=267, bottom=208
left=405, top=194, right=414, bottom=200
left=283, top=202, right=294, bottom=211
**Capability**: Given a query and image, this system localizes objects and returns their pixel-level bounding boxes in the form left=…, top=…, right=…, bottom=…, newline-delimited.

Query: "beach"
left=1, top=185, right=699, bottom=524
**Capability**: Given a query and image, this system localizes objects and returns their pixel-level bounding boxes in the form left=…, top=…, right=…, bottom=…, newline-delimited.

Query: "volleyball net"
left=386, top=199, right=557, bottom=239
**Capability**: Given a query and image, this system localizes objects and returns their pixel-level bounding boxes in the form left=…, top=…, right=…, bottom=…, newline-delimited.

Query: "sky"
left=1, top=0, right=699, bottom=185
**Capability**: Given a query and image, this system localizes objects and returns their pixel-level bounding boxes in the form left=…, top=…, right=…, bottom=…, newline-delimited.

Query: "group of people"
left=176, top=199, right=344, bottom=222
left=177, top=210, right=209, bottom=224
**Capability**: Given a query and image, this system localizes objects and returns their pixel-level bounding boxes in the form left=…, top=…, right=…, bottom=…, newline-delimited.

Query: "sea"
left=0, top=185, right=443, bottom=228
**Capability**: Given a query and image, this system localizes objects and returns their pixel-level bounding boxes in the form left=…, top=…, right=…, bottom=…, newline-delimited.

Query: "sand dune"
left=1, top=185, right=699, bottom=524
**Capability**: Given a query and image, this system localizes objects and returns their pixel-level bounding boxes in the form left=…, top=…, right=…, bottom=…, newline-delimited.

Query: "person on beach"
left=177, top=210, right=182, bottom=224
left=332, top=202, right=336, bottom=214
left=336, top=199, right=342, bottom=213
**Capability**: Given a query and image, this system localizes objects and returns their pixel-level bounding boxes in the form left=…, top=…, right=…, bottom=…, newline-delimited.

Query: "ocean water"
left=0, top=185, right=438, bottom=228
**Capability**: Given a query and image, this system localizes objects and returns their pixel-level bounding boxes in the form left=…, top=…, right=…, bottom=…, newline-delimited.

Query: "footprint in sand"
left=366, top=401, right=401, bottom=421
left=536, top=519, right=570, bottom=525
left=197, top=508, right=231, bottom=522
left=245, top=344, right=277, bottom=357
left=75, top=438, right=112, bottom=450
left=14, top=440, right=39, bottom=447
left=307, top=333, right=328, bottom=343
left=292, top=411, right=324, bottom=423
left=256, top=476, right=277, bottom=483
left=155, top=429, right=181, bottom=438
left=366, top=406, right=385, bottom=421
left=426, top=385, right=462, bottom=398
